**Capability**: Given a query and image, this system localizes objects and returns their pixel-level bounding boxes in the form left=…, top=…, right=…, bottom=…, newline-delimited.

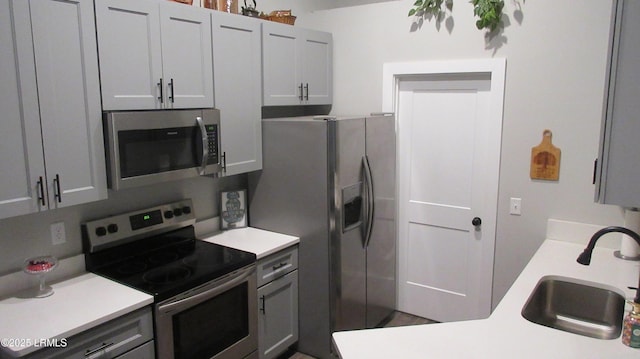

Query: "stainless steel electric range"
left=82, top=199, right=258, bottom=359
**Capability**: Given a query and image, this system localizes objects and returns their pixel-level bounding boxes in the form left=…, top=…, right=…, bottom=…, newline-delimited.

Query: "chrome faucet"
left=576, top=226, right=640, bottom=303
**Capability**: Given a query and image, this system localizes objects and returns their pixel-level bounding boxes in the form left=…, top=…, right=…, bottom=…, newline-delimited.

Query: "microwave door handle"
left=196, top=116, right=209, bottom=175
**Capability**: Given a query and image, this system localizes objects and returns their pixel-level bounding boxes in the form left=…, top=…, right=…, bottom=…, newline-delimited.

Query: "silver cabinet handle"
left=304, top=83, right=309, bottom=100
left=37, top=176, right=46, bottom=206
left=298, top=83, right=304, bottom=101
left=196, top=116, right=209, bottom=175
left=84, top=342, right=114, bottom=358
left=53, top=174, right=62, bottom=203
left=157, top=78, right=164, bottom=103
left=271, top=262, right=292, bottom=278
left=272, top=262, right=288, bottom=271
left=83, top=332, right=142, bottom=359
left=168, top=78, right=175, bottom=103
left=259, top=295, right=266, bottom=314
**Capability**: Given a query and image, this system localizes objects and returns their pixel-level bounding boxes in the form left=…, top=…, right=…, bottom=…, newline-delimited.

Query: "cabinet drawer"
left=28, top=307, right=153, bottom=359
left=116, top=340, right=155, bottom=359
left=257, top=246, right=298, bottom=287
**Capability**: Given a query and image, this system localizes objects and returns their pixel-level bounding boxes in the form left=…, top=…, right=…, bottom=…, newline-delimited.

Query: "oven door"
left=155, top=265, right=257, bottom=359
left=104, top=109, right=221, bottom=190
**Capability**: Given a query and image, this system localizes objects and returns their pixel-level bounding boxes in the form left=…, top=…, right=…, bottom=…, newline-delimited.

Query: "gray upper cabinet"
left=96, top=0, right=213, bottom=110
left=0, top=0, right=107, bottom=220
left=0, top=0, right=45, bottom=219
left=300, top=29, right=333, bottom=105
left=262, top=22, right=333, bottom=106
left=596, top=0, right=640, bottom=207
left=212, top=11, right=262, bottom=176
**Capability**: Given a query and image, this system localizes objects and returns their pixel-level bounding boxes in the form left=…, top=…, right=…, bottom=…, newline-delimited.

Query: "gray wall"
left=260, top=0, right=626, bottom=308
left=0, top=175, right=246, bottom=276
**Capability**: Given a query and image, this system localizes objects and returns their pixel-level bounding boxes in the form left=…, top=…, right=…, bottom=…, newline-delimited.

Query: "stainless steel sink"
left=521, top=275, right=625, bottom=339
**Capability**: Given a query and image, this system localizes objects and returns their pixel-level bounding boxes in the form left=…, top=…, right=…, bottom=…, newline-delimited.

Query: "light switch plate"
left=510, top=198, right=522, bottom=216
left=51, top=222, right=66, bottom=245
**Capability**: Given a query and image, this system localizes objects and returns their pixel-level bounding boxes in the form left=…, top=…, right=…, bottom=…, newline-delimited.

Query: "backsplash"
left=546, top=219, right=619, bottom=249
left=0, top=174, right=246, bottom=277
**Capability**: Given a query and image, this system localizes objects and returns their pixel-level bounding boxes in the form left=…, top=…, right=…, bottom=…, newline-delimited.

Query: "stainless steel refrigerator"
left=248, top=114, right=396, bottom=359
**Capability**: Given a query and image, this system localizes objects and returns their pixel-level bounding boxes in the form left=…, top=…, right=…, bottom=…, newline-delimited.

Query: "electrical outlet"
left=51, top=222, right=66, bottom=245
left=510, top=198, right=522, bottom=216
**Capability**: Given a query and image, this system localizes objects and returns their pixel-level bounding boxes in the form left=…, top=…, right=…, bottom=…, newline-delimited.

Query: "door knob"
left=472, top=217, right=482, bottom=227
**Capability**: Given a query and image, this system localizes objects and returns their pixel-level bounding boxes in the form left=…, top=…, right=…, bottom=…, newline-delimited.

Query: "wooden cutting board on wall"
left=530, top=129, right=561, bottom=181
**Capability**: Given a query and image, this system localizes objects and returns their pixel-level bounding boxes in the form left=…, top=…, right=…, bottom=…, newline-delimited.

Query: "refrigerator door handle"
left=362, top=155, right=375, bottom=248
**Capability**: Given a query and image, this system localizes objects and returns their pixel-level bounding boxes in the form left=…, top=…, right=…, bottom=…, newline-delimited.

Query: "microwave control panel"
left=206, top=124, right=219, bottom=164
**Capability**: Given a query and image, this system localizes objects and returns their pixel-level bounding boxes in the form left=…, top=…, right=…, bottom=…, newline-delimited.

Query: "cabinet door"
left=31, top=0, right=107, bottom=208
left=262, top=21, right=303, bottom=106
left=258, top=270, right=298, bottom=359
left=300, top=29, right=333, bottom=105
left=95, top=0, right=163, bottom=110
left=160, top=1, right=214, bottom=109
left=597, top=0, right=640, bottom=206
left=0, top=0, right=46, bottom=219
left=212, top=12, right=262, bottom=176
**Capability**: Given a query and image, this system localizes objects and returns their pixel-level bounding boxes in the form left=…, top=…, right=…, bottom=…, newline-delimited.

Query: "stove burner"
left=143, top=265, right=192, bottom=284
left=147, top=251, right=180, bottom=265
left=182, top=256, right=199, bottom=268
left=182, top=254, right=227, bottom=268
left=117, top=260, right=148, bottom=275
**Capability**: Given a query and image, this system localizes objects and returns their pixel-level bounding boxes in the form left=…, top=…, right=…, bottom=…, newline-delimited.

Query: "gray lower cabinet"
left=211, top=11, right=263, bottom=176
left=0, top=0, right=106, bottom=220
left=26, top=307, right=154, bottom=359
left=595, top=0, right=640, bottom=206
left=257, top=246, right=299, bottom=359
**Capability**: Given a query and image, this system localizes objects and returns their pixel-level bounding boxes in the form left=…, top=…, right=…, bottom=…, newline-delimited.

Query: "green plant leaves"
left=408, top=0, right=505, bottom=33
left=407, top=0, right=446, bottom=17
left=471, top=0, right=504, bottom=31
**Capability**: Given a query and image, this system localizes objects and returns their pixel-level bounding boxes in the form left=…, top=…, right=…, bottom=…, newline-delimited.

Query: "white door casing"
left=383, top=59, right=505, bottom=321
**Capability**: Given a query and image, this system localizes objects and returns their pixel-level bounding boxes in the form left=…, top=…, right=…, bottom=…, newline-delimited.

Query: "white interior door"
left=394, top=64, right=504, bottom=322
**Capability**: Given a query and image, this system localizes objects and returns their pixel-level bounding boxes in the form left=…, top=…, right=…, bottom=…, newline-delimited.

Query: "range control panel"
left=82, top=199, right=196, bottom=253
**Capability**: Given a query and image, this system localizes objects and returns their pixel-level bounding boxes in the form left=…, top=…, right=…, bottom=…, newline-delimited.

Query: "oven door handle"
left=196, top=116, right=209, bottom=175
left=158, top=266, right=254, bottom=315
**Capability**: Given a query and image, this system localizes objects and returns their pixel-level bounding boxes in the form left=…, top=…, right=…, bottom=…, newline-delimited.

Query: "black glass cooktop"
left=85, top=226, right=256, bottom=302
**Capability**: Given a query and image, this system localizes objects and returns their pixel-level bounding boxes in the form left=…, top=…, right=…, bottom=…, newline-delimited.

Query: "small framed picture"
left=220, top=190, right=247, bottom=230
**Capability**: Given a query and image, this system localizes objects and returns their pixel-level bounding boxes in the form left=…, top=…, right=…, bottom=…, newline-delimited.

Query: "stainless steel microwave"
left=104, top=109, right=221, bottom=190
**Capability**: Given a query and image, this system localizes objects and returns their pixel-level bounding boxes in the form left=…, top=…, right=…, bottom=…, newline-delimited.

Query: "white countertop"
left=0, top=273, right=153, bottom=358
left=200, top=227, right=299, bottom=259
left=333, top=239, right=640, bottom=358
